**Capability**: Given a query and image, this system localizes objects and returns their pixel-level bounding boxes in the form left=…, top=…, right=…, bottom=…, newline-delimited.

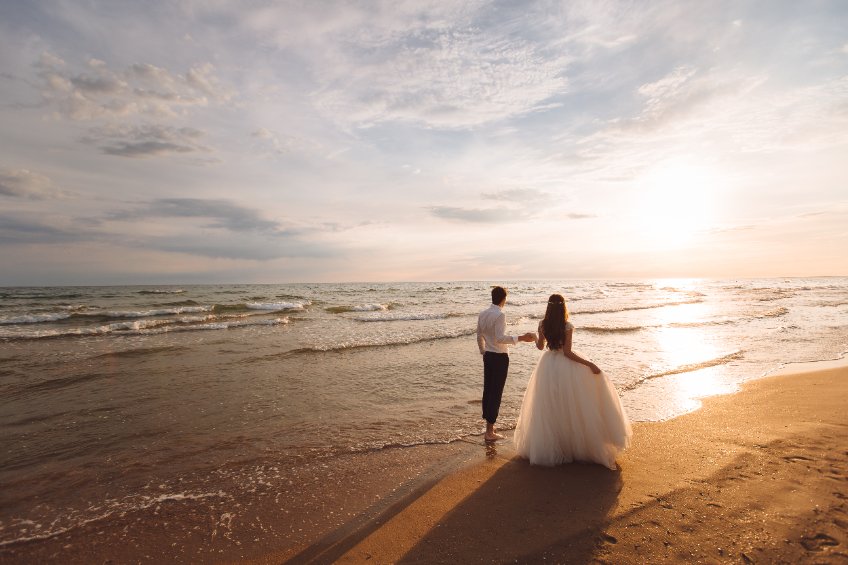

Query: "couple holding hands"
left=476, top=286, right=631, bottom=470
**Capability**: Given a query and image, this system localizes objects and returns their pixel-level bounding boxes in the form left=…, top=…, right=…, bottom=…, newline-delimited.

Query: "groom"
left=476, top=286, right=535, bottom=441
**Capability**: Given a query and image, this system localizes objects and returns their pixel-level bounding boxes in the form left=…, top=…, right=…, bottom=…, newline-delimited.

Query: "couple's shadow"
left=398, top=444, right=623, bottom=564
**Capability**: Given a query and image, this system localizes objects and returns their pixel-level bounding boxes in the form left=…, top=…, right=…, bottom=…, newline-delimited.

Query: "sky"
left=0, top=0, right=846, bottom=285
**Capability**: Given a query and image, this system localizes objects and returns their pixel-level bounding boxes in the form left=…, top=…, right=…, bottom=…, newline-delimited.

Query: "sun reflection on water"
left=644, top=295, right=739, bottom=409
left=652, top=278, right=703, bottom=291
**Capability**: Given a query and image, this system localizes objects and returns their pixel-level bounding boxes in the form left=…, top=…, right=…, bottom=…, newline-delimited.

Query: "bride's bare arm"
left=563, top=328, right=601, bottom=374
left=535, top=322, right=546, bottom=350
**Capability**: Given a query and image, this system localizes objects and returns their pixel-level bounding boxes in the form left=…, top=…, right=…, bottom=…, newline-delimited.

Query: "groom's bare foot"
left=484, top=431, right=504, bottom=441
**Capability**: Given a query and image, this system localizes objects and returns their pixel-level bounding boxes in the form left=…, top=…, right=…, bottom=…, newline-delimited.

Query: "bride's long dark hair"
left=542, top=294, right=570, bottom=350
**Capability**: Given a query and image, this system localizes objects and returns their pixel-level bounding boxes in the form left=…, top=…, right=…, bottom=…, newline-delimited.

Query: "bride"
left=514, top=294, right=632, bottom=469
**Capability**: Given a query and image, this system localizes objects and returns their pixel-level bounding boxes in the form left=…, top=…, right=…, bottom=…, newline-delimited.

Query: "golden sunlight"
left=645, top=297, right=740, bottom=404
left=633, top=161, right=719, bottom=250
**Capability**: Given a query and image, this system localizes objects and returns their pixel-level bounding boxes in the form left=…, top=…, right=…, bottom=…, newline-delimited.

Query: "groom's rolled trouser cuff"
left=482, top=351, right=509, bottom=424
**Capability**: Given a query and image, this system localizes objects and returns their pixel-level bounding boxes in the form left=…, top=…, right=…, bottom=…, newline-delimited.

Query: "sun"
left=633, top=160, right=719, bottom=250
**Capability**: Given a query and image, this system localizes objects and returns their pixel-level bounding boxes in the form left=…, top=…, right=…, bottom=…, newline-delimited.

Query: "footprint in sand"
left=800, top=533, right=839, bottom=552
left=783, top=454, right=814, bottom=463
left=598, top=533, right=617, bottom=545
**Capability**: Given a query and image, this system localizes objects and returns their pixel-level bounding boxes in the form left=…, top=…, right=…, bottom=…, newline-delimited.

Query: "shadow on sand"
left=285, top=440, right=622, bottom=564
left=398, top=453, right=623, bottom=564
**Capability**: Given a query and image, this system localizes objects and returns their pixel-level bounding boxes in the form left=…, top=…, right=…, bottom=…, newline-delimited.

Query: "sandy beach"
left=286, top=358, right=848, bottom=564
left=2, top=358, right=846, bottom=564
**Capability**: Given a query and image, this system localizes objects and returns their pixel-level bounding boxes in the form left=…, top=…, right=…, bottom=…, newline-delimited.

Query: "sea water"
left=1, top=278, right=846, bottom=547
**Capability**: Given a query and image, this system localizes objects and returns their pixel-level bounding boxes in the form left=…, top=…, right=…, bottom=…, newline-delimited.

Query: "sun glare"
left=633, top=161, right=719, bottom=250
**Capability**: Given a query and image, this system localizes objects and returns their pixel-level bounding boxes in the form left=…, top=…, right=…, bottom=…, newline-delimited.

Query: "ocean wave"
left=754, top=307, right=789, bottom=319
left=0, top=490, right=229, bottom=548
left=605, top=282, right=653, bottom=289
left=623, top=351, right=744, bottom=392
left=0, top=312, right=72, bottom=325
left=275, top=293, right=311, bottom=301
left=92, top=345, right=192, bottom=360
left=352, top=312, right=464, bottom=322
left=505, top=298, right=547, bottom=306
left=0, top=307, right=212, bottom=325
left=15, top=371, right=118, bottom=395
left=669, top=318, right=736, bottom=328
left=581, top=325, right=645, bottom=334
left=0, top=306, right=219, bottom=326
left=246, top=301, right=310, bottom=311
left=522, top=299, right=704, bottom=318
left=136, top=289, right=185, bottom=295
left=575, top=299, right=703, bottom=315
left=0, top=292, right=86, bottom=300
left=151, top=299, right=201, bottom=307
left=174, top=318, right=288, bottom=332
left=0, top=317, right=289, bottom=340
left=104, top=306, right=211, bottom=318
left=325, top=303, right=388, bottom=314
left=814, top=300, right=848, bottom=308
left=265, top=328, right=478, bottom=358
left=733, top=287, right=796, bottom=301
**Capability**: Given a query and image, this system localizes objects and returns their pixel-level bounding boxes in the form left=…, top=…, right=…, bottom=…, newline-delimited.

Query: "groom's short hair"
left=491, top=286, right=507, bottom=305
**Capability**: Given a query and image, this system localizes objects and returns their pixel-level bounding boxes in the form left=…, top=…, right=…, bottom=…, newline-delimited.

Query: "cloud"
left=572, top=66, right=848, bottom=182
left=0, top=199, right=344, bottom=261
left=482, top=188, right=550, bottom=202
left=251, top=127, right=314, bottom=155
left=429, top=206, right=525, bottom=223
left=312, top=25, right=569, bottom=129
left=0, top=168, right=62, bottom=199
left=0, top=214, right=81, bottom=243
left=35, top=52, right=232, bottom=121
left=232, top=2, right=572, bottom=129
left=81, top=124, right=208, bottom=158
left=141, top=232, right=338, bottom=261
left=117, top=198, right=283, bottom=233
left=108, top=198, right=343, bottom=259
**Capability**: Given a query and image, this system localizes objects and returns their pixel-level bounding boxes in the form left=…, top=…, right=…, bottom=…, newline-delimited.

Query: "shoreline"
left=282, top=356, right=848, bottom=564
left=1, top=356, right=846, bottom=563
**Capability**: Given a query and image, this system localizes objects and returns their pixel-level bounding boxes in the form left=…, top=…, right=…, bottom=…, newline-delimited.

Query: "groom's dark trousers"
left=482, top=351, right=509, bottom=424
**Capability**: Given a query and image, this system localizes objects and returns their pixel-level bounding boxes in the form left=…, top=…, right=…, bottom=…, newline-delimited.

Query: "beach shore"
left=2, top=359, right=846, bottom=564
left=286, top=358, right=848, bottom=564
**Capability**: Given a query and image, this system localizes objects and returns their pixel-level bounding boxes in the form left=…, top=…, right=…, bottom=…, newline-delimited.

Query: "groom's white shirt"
left=476, top=303, right=519, bottom=355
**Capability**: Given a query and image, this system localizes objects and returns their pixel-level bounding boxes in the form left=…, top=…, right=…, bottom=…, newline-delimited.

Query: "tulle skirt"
left=513, top=350, right=632, bottom=469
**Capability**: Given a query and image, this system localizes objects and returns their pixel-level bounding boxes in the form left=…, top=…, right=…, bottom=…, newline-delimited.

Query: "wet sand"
left=2, top=359, right=846, bottom=564
left=315, top=359, right=848, bottom=564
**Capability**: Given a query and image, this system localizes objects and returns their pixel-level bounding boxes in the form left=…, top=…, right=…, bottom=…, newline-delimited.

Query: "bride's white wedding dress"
left=514, top=323, right=632, bottom=470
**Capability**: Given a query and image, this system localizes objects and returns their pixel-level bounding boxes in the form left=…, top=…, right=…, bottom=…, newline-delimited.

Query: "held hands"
left=518, top=332, right=537, bottom=343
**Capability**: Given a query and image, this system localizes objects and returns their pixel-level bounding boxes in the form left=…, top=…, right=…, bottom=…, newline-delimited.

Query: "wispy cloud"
left=234, top=2, right=573, bottom=129
left=481, top=188, right=550, bottom=202
left=0, top=167, right=62, bottom=199
left=428, top=205, right=526, bottom=223
left=108, top=198, right=344, bottom=260
left=0, top=198, right=346, bottom=262
left=115, top=198, right=283, bottom=233
left=81, top=124, right=208, bottom=158
left=250, top=127, right=320, bottom=156
left=572, top=66, right=848, bottom=184
left=35, top=52, right=231, bottom=121
left=312, top=27, right=570, bottom=129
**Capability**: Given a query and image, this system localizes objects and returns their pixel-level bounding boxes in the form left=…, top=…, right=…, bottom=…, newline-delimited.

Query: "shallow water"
left=1, top=278, right=846, bottom=546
